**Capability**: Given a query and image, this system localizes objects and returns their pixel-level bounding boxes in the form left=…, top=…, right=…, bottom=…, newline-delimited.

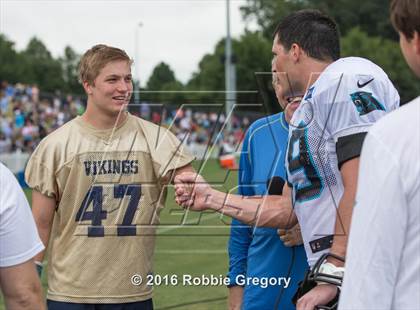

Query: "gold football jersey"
left=25, top=113, right=194, bottom=303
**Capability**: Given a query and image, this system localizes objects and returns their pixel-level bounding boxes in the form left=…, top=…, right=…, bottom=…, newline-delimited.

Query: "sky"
left=0, top=0, right=258, bottom=85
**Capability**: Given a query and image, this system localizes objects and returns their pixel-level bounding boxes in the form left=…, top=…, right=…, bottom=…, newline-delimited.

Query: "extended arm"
left=175, top=173, right=297, bottom=228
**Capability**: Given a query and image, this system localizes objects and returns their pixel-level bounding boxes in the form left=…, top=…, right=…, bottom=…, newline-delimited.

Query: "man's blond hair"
left=78, top=44, right=133, bottom=85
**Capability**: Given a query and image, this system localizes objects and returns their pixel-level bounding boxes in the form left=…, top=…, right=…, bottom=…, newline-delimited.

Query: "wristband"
left=316, top=262, right=344, bottom=286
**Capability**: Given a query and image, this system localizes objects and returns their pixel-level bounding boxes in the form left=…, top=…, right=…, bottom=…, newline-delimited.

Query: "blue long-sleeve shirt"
left=228, top=113, right=308, bottom=310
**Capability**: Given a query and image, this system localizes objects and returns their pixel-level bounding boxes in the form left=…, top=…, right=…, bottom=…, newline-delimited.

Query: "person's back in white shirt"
left=339, top=97, right=420, bottom=309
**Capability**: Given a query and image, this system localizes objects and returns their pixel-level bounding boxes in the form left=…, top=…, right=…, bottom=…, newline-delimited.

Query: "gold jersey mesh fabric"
left=25, top=113, right=194, bottom=303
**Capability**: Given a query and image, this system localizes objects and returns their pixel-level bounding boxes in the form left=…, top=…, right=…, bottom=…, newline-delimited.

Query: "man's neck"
left=302, top=59, right=333, bottom=90
left=81, top=105, right=127, bottom=130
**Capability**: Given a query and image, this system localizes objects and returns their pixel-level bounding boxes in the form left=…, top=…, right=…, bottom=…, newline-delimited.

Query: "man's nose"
left=117, top=80, right=130, bottom=92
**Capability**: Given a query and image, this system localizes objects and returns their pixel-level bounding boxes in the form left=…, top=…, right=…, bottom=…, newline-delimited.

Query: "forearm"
left=329, top=158, right=359, bottom=266
left=329, top=190, right=355, bottom=265
left=33, top=222, right=52, bottom=262
left=32, top=191, right=56, bottom=263
left=5, top=283, right=45, bottom=310
left=206, top=189, right=297, bottom=228
left=0, top=260, right=46, bottom=310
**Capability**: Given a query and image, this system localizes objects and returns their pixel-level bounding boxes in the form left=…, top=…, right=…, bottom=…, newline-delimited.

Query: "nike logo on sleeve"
left=357, top=78, right=374, bottom=88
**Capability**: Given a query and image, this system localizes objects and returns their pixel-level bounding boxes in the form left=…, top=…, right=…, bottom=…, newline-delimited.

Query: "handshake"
left=173, top=171, right=303, bottom=248
left=174, top=172, right=215, bottom=211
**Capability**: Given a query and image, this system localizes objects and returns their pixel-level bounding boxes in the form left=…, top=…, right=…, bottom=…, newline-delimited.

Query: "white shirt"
left=339, top=97, right=420, bottom=309
left=0, top=162, right=44, bottom=267
left=286, top=57, right=400, bottom=266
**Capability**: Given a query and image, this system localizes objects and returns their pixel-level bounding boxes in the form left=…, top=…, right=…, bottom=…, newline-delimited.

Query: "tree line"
left=0, top=35, right=81, bottom=95
left=1, top=0, right=418, bottom=105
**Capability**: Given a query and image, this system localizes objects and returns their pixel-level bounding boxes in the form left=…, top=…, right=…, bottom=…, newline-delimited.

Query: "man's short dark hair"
left=273, top=9, right=340, bottom=61
left=390, top=0, right=420, bottom=40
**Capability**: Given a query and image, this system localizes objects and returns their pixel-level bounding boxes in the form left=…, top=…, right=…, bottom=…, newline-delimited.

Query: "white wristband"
left=316, top=262, right=345, bottom=286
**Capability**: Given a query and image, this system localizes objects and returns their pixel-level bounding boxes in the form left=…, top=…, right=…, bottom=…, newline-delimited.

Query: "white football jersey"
left=285, top=57, right=400, bottom=267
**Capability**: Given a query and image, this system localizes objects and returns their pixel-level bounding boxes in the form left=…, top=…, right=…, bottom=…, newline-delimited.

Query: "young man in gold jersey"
left=25, top=44, right=194, bottom=309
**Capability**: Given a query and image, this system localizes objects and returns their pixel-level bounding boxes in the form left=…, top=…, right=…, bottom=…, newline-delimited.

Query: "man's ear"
left=290, top=43, right=303, bottom=63
left=83, top=81, right=93, bottom=95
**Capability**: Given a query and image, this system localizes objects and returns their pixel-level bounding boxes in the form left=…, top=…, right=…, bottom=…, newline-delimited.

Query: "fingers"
left=175, top=186, right=194, bottom=205
left=175, top=185, right=187, bottom=196
left=278, top=229, right=288, bottom=242
left=175, top=181, right=193, bottom=197
left=278, top=228, right=286, bottom=237
left=283, top=240, right=293, bottom=247
left=278, top=228, right=290, bottom=241
left=297, top=294, right=317, bottom=310
left=174, top=173, right=198, bottom=200
left=296, top=297, right=307, bottom=310
left=280, top=235, right=294, bottom=247
left=176, top=197, right=194, bottom=208
left=297, top=284, right=337, bottom=310
left=174, top=172, right=208, bottom=211
left=175, top=192, right=194, bottom=207
left=174, top=180, right=198, bottom=209
left=292, top=223, right=301, bottom=235
left=278, top=228, right=301, bottom=247
left=175, top=194, right=190, bottom=205
left=174, top=172, right=199, bottom=184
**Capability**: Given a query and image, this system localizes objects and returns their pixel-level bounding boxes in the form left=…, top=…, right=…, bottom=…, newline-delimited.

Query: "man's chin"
left=104, top=105, right=127, bottom=117
left=112, top=99, right=129, bottom=106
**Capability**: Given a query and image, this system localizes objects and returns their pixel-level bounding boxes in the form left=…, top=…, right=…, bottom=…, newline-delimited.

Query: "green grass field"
left=1, top=159, right=237, bottom=310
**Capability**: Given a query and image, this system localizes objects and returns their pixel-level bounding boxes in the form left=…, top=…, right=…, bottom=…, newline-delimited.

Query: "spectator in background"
left=14, top=109, right=25, bottom=129
left=4, top=81, right=15, bottom=98
left=0, top=131, right=12, bottom=153
left=0, top=81, right=85, bottom=154
left=0, top=117, right=13, bottom=140
left=21, top=118, right=39, bottom=152
left=140, top=102, right=151, bottom=119
left=0, top=80, right=249, bottom=155
left=22, top=119, right=39, bottom=142
left=0, top=90, right=8, bottom=113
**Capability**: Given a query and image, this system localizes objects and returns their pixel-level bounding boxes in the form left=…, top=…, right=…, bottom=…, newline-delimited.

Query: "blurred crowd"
left=138, top=104, right=248, bottom=152
left=0, top=81, right=84, bottom=153
left=0, top=81, right=249, bottom=154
